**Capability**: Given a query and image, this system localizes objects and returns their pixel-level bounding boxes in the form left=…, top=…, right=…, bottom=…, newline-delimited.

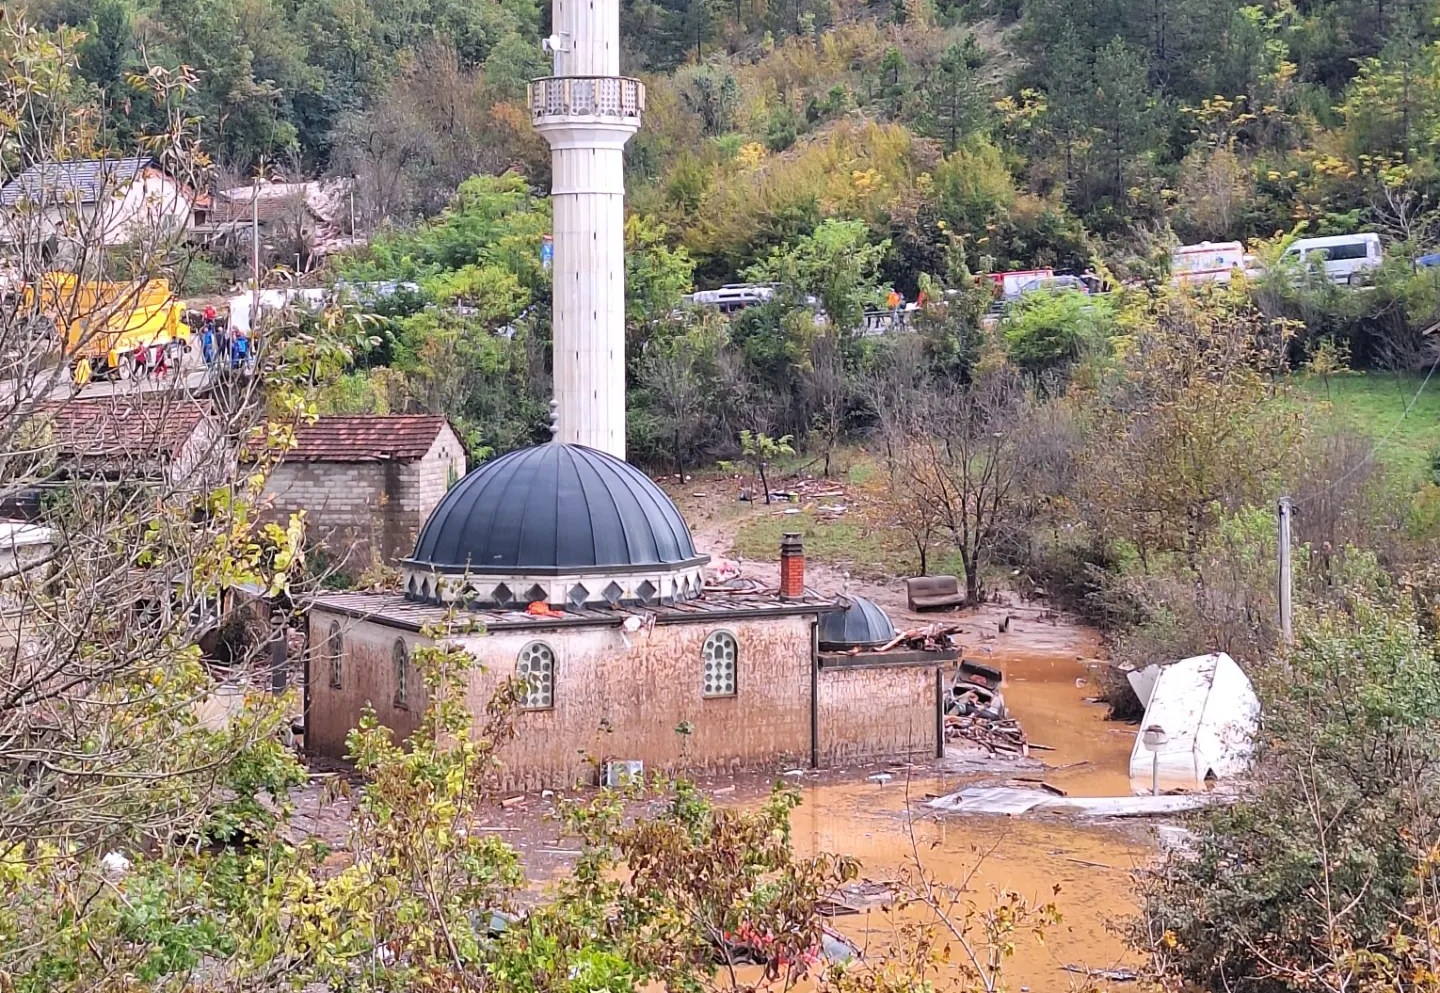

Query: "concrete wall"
left=265, top=428, right=463, bottom=572
left=307, top=609, right=816, bottom=789
left=816, top=662, right=939, bottom=765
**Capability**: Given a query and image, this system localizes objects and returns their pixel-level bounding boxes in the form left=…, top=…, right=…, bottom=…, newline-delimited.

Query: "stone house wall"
left=263, top=427, right=464, bottom=572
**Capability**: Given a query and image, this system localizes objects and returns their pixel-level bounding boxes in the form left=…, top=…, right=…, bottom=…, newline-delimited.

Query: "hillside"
left=14, top=0, right=1440, bottom=285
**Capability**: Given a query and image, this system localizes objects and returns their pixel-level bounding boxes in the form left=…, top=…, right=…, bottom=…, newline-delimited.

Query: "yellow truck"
left=26, top=272, right=189, bottom=384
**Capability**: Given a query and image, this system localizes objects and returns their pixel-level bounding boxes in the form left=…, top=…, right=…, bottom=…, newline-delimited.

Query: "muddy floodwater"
left=772, top=603, right=1157, bottom=988
left=790, top=782, right=1150, bottom=988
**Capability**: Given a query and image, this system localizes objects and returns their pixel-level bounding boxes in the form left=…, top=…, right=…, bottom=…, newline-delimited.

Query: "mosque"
left=303, top=0, right=954, bottom=788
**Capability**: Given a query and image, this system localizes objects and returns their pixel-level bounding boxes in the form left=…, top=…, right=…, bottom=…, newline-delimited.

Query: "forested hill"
left=16, top=0, right=1439, bottom=283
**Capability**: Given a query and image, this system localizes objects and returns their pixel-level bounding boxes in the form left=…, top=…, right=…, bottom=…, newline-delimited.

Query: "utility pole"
left=1277, top=496, right=1294, bottom=645
left=251, top=169, right=260, bottom=337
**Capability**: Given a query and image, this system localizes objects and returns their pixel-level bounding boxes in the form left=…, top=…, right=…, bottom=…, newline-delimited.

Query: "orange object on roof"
left=525, top=601, right=563, bottom=618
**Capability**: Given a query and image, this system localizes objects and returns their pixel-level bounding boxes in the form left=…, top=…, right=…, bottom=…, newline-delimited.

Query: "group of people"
left=129, top=336, right=187, bottom=378
left=197, top=305, right=251, bottom=371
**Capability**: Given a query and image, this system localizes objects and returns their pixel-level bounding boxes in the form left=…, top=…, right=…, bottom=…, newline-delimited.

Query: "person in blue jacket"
left=230, top=331, right=250, bottom=369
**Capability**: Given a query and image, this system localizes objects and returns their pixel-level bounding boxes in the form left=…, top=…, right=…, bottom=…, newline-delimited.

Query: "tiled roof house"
left=259, top=415, right=465, bottom=574
left=0, top=156, right=195, bottom=251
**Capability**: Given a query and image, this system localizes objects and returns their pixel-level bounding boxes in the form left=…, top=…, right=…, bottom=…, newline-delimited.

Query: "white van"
left=1280, top=232, right=1382, bottom=285
left=1171, top=241, right=1246, bottom=285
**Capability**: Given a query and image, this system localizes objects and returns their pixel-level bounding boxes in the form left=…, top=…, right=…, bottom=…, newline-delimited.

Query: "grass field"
left=729, top=450, right=969, bottom=579
left=1294, top=371, right=1440, bottom=483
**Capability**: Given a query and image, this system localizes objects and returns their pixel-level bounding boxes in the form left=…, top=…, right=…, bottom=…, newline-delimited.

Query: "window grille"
left=702, top=631, right=738, bottom=697
left=517, top=642, right=555, bottom=710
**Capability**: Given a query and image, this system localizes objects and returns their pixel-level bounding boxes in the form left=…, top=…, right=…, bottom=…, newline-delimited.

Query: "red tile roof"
left=41, top=396, right=214, bottom=459
left=281, top=415, right=454, bottom=463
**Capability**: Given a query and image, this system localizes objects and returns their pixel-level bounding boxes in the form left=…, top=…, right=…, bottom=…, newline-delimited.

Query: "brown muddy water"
left=789, top=781, right=1151, bottom=989
left=774, top=604, right=1157, bottom=989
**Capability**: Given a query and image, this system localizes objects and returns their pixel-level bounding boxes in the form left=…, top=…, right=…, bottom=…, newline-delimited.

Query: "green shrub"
left=1135, top=586, right=1440, bottom=993
left=1001, top=290, right=1115, bottom=374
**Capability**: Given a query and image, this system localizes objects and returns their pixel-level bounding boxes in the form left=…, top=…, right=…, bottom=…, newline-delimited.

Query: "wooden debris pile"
left=945, top=713, right=1030, bottom=756
left=834, top=622, right=964, bottom=655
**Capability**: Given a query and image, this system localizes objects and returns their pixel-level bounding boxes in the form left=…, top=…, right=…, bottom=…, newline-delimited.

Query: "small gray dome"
left=818, top=595, right=896, bottom=649
left=407, top=442, right=702, bottom=577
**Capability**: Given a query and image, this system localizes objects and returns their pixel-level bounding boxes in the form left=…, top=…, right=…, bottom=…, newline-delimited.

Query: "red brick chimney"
left=779, top=532, right=805, bottom=599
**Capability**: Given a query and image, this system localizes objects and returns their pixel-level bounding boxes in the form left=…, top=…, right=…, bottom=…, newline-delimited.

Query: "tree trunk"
left=759, top=462, right=771, bottom=504
left=963, top=547, right=982, bottom=602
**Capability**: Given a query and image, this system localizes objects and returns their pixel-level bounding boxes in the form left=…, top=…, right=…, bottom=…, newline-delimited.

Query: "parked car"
left=986, top=268, right=1054, bottom=298
left=1011, top=274, right=1090, bottom=299
left=1280, top=232, right=1382, bottom=285
left=687, top=283, right=778, bottom=313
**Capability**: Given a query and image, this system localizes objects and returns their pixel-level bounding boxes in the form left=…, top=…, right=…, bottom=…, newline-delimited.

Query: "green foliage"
left=624, top=213, right=695, bottom=345
left=176, top=252, right=227, bottom=296
left=1139, top=590, right=1440, bottom=993
left=337, top=174, right=552, bottom=451
left=351, top=174, right=550, bottom=285
left=917, top=36, right=990, bottom=153
left=1001, top=289, right=1115, bottom=373
left=744, top=218, right=890, bottom=337
left=675, top=61, right=740, bottom=136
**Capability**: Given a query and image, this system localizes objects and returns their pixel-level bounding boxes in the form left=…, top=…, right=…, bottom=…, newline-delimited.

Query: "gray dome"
left=407, top=442, right=702, bottom=578
left=818, top=595, right=896, bottom=649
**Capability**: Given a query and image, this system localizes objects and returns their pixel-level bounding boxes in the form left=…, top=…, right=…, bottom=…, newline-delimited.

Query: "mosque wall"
left=815, top=662, right=941, bottom=765
left=305, top=615, right=425, bottom=757
left=306, top=609, right=818, bottom=789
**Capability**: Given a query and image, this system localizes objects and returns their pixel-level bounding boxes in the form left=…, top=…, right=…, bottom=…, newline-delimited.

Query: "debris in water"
left=946, top=715, right=1029, bottom=756
left=929, top=785, right=1225, bottom=818
left=1063, top=965, right=1138, bottom=982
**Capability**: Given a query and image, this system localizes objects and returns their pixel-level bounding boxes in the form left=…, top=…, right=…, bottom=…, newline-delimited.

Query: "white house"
left=0, top=156, right=195, bottom=258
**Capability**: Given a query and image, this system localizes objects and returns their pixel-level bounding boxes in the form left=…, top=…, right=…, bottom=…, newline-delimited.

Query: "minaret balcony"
left=530, top=76, right=645, bottom=125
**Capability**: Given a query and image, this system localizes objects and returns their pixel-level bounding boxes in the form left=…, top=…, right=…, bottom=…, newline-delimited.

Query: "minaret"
left=530, top=0, right=644, bottom=459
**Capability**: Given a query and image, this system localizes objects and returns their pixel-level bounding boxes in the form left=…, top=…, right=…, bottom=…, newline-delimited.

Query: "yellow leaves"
left=736, top=141, right=767, bottom=168
left=850, top=167, right=881, bottom=194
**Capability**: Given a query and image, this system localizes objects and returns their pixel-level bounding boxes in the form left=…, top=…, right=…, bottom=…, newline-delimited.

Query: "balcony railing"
left=530, top=76, right=645, bottom=121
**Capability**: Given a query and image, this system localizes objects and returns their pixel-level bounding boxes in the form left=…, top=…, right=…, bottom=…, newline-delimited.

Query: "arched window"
left=393, top=638, right=410, bottom=709
left=327, top=621, right=343, bottom=689
left=702, top=631, right=738, bottom=697
left=516, top=642, right=555, bottom=710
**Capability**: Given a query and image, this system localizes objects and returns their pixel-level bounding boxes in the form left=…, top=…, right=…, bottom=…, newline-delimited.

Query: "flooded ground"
left=948, top=606, right=1137, bottom=798
left=788, top=779, right=1151, bottom=989
left=761, top=602, right=1153, bottom=989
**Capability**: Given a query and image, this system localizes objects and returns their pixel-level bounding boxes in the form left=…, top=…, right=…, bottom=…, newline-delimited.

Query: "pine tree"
left=919, top=38, right=990, bottom=153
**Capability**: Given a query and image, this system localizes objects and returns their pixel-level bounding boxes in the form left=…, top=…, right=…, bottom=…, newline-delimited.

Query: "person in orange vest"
left=885, top=288, right=902, bottom=326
